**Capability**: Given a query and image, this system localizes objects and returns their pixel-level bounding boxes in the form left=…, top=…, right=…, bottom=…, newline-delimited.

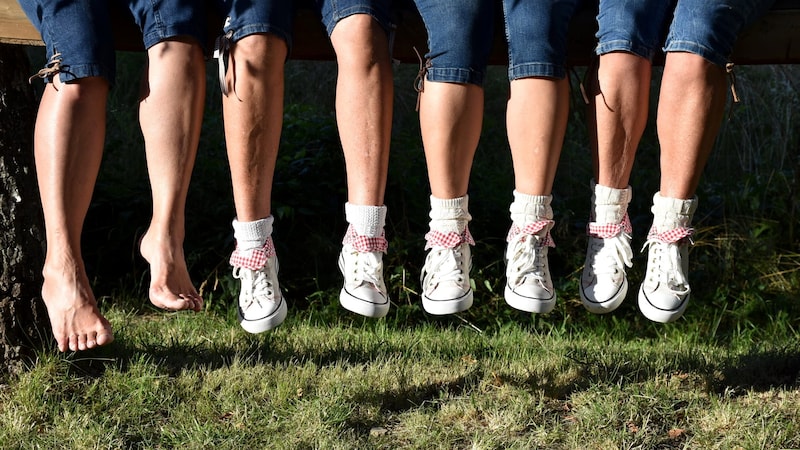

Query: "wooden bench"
left=1, top=0, right=799, bottom=65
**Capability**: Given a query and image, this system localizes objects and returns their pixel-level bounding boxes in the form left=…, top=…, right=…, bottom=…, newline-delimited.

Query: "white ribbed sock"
left=232, top=216, right=273, bottom=251
left=429, top=195, right=471, bottom=233
left=591, top=180, right=632, bottom=224
left=509, top=191, right=553, bottom=226
left=651, top=192, right=697, bottom=230
left=345, top=203, right=387, bottom=237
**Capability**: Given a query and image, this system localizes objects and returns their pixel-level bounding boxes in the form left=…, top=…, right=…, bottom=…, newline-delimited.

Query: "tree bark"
left=0, top=44, right=49, bottom=374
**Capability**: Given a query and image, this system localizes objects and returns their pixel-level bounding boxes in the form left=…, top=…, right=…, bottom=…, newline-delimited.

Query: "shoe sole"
left=504, top=286, right=556, bottom=314
left=340, top=289, right=390, bottom=318
left=637, top=287, right=689, bottom=323
left=239, top=297, right=288, bottom=334
left=422, top=290, right=473, bottom=315
left=580, top=278, right=627, bottom=314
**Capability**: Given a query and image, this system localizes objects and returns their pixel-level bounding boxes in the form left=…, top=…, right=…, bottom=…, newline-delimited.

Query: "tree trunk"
left=0, top=44, right=49, bottom=374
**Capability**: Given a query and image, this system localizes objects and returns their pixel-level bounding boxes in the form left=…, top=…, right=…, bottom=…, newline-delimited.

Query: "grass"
left=1, top=305, right=798, bottom=448
left=5, top=52, right=800, bottom=448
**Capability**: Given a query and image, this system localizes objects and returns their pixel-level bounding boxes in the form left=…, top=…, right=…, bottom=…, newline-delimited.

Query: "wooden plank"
left=1, top=0, right=799, bottom=65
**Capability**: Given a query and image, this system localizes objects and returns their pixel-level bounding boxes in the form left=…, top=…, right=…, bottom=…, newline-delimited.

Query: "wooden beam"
left=1, top=0, right=799, bottom=65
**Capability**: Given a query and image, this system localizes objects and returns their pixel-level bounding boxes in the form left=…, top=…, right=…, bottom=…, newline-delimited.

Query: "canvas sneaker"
left=232, top=251, right=287, bottom=334
left=638, top=230, right=692, bottom=323
left=580, top=220, right=633, bottom=314
left=504, top=223, right=556, bottom=313
left=339, top=243, right=390, bottom=318
left=421, top=232, right=473, bottom=315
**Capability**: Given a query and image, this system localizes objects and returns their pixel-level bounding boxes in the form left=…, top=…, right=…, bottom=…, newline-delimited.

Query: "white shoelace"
left=642, top=239, right=690, bottom=295
left=588, top=233, right=633, bottom=276
left=422, top=246, right=465, bottom=291
left=506, top=234, right=548, bottom=287
left=233, top=266, right=275, bottom=311
left=345, top=251, right=383, bottom=288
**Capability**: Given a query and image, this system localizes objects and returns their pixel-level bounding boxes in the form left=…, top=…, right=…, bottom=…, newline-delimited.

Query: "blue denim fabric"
left=503, top=0, right=582, bottom=80
left=216, top=0, right=293, bottom=46
left=413, top=0, right=497, bottom=86
left=313, top=0, right=393, bottom=35
left=595, top=0, right=673, bottom=60
left=19, top=0, right=117, bottom=83
left=126, top=0, right=207, bottom=50
left=665, top=0, right=776, bottom=67
left=596, top=0, right=777, bottom=66
left=20, top=0, right=207, bottom=84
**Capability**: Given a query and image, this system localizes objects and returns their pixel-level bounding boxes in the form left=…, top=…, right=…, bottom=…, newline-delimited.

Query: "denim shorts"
left=312, top=0, right=393, bottom=36
left=596, top=0, right=776, bottom=67
left=216, top=0, right=293, bottom=47
left=503, top=0, right=582, bottom=80
left=20, top=0, right=207, bottom=84
left=664, top=0, right=775, bottom=67
left=413, top=0, right=497, bottom=86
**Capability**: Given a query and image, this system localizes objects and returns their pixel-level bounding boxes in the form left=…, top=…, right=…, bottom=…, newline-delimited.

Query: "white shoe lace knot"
left=506, top=233, right=550, bottom=287
left=422, top=246, right=467, bottom=290
left=234, top=265, right=276, bottom=311
left=642, top=237, right=691, bottom=295
left=345, top=250, right=384, bottom=288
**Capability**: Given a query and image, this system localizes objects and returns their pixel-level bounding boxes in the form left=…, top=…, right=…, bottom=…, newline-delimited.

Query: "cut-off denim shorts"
left=216, top=0, right=293, bottom=47
left=596, top=0, right=776, bottom=67
left=218, top=0, right=392, bottom=49
left=21, top=0, right=207, bottom=85
left=413, top=0, right=497, bottom=86
left=313, top=0, right=393, bottom=36
left=504, top=0, right=582, bottom=80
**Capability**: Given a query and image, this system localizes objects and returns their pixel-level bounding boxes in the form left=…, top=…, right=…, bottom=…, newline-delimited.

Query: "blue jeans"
left=664, top=0, right=775, bottom=67
left=503, top=0, right=582, bottom=80
left=413, top=0, right=497, bottom=86
left=216, top=0, right=293, bottom=46
left=313, top=0, right=393, bottom=36
left=596, top=0, right=776, bottom=67
left=20, top=0, right=206, bottom=84
left=218, top=0, right=392, bottom=48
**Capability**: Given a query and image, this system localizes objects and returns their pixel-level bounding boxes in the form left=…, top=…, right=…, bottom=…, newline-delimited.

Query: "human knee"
left=331, top=15, right=390, bottom=67
left=233, top=33, right=288, bottom=71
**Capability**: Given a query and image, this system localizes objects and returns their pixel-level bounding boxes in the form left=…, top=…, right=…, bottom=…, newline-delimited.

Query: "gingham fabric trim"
left=506, top=220, right=555, bottom=248
left=229, top=237, right=276, bottom=270
left=342, top=225, right=388, bottom=253
left=424, top=228, right=475, bottom=250
left=647, top=226, right=694, bottom=244
left=587, top=213, right=633, bottom=239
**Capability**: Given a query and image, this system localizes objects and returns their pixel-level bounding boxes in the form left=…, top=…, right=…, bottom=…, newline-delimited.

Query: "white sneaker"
left=580, top=232, right=633, bottom=314
left=233, top=253, right=287, bottom=334
left=421, top=243, right=473, bottom=315
left=339, top=245, right=389, bottom=318
left=638, top=237, right=690, bottom=323
left=505, top=232, right=556, bottom=313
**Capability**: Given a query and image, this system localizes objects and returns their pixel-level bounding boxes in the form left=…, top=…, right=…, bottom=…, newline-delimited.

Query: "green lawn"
left=1, top=297, right=799, bottom=449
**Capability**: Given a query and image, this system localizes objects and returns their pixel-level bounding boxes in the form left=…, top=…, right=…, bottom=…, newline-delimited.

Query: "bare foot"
left=139, top=230, right=203, bottom=312
left=42, top=259, right=114, bottom=352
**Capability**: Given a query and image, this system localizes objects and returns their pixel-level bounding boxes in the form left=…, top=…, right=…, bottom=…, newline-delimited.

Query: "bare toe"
left=42, top=259, right=114, bottom=353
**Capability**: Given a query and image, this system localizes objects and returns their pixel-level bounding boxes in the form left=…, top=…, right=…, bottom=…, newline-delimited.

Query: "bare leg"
left=36, top=76, right=114, bottom=352
left=507, top=77, right=570, bottom=195
left=657, top=52, right=728, bottom=199
left=222, top=33, right=287, bottom=221
left=589, top=52, right=652, bottom=188
left=329, top=14, right=393, bottom=206
left=138, top=38, right=205, bottom=312
left=581, top=52, right=649, bottom=313
left=419, top=81, right=484, bottom=198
